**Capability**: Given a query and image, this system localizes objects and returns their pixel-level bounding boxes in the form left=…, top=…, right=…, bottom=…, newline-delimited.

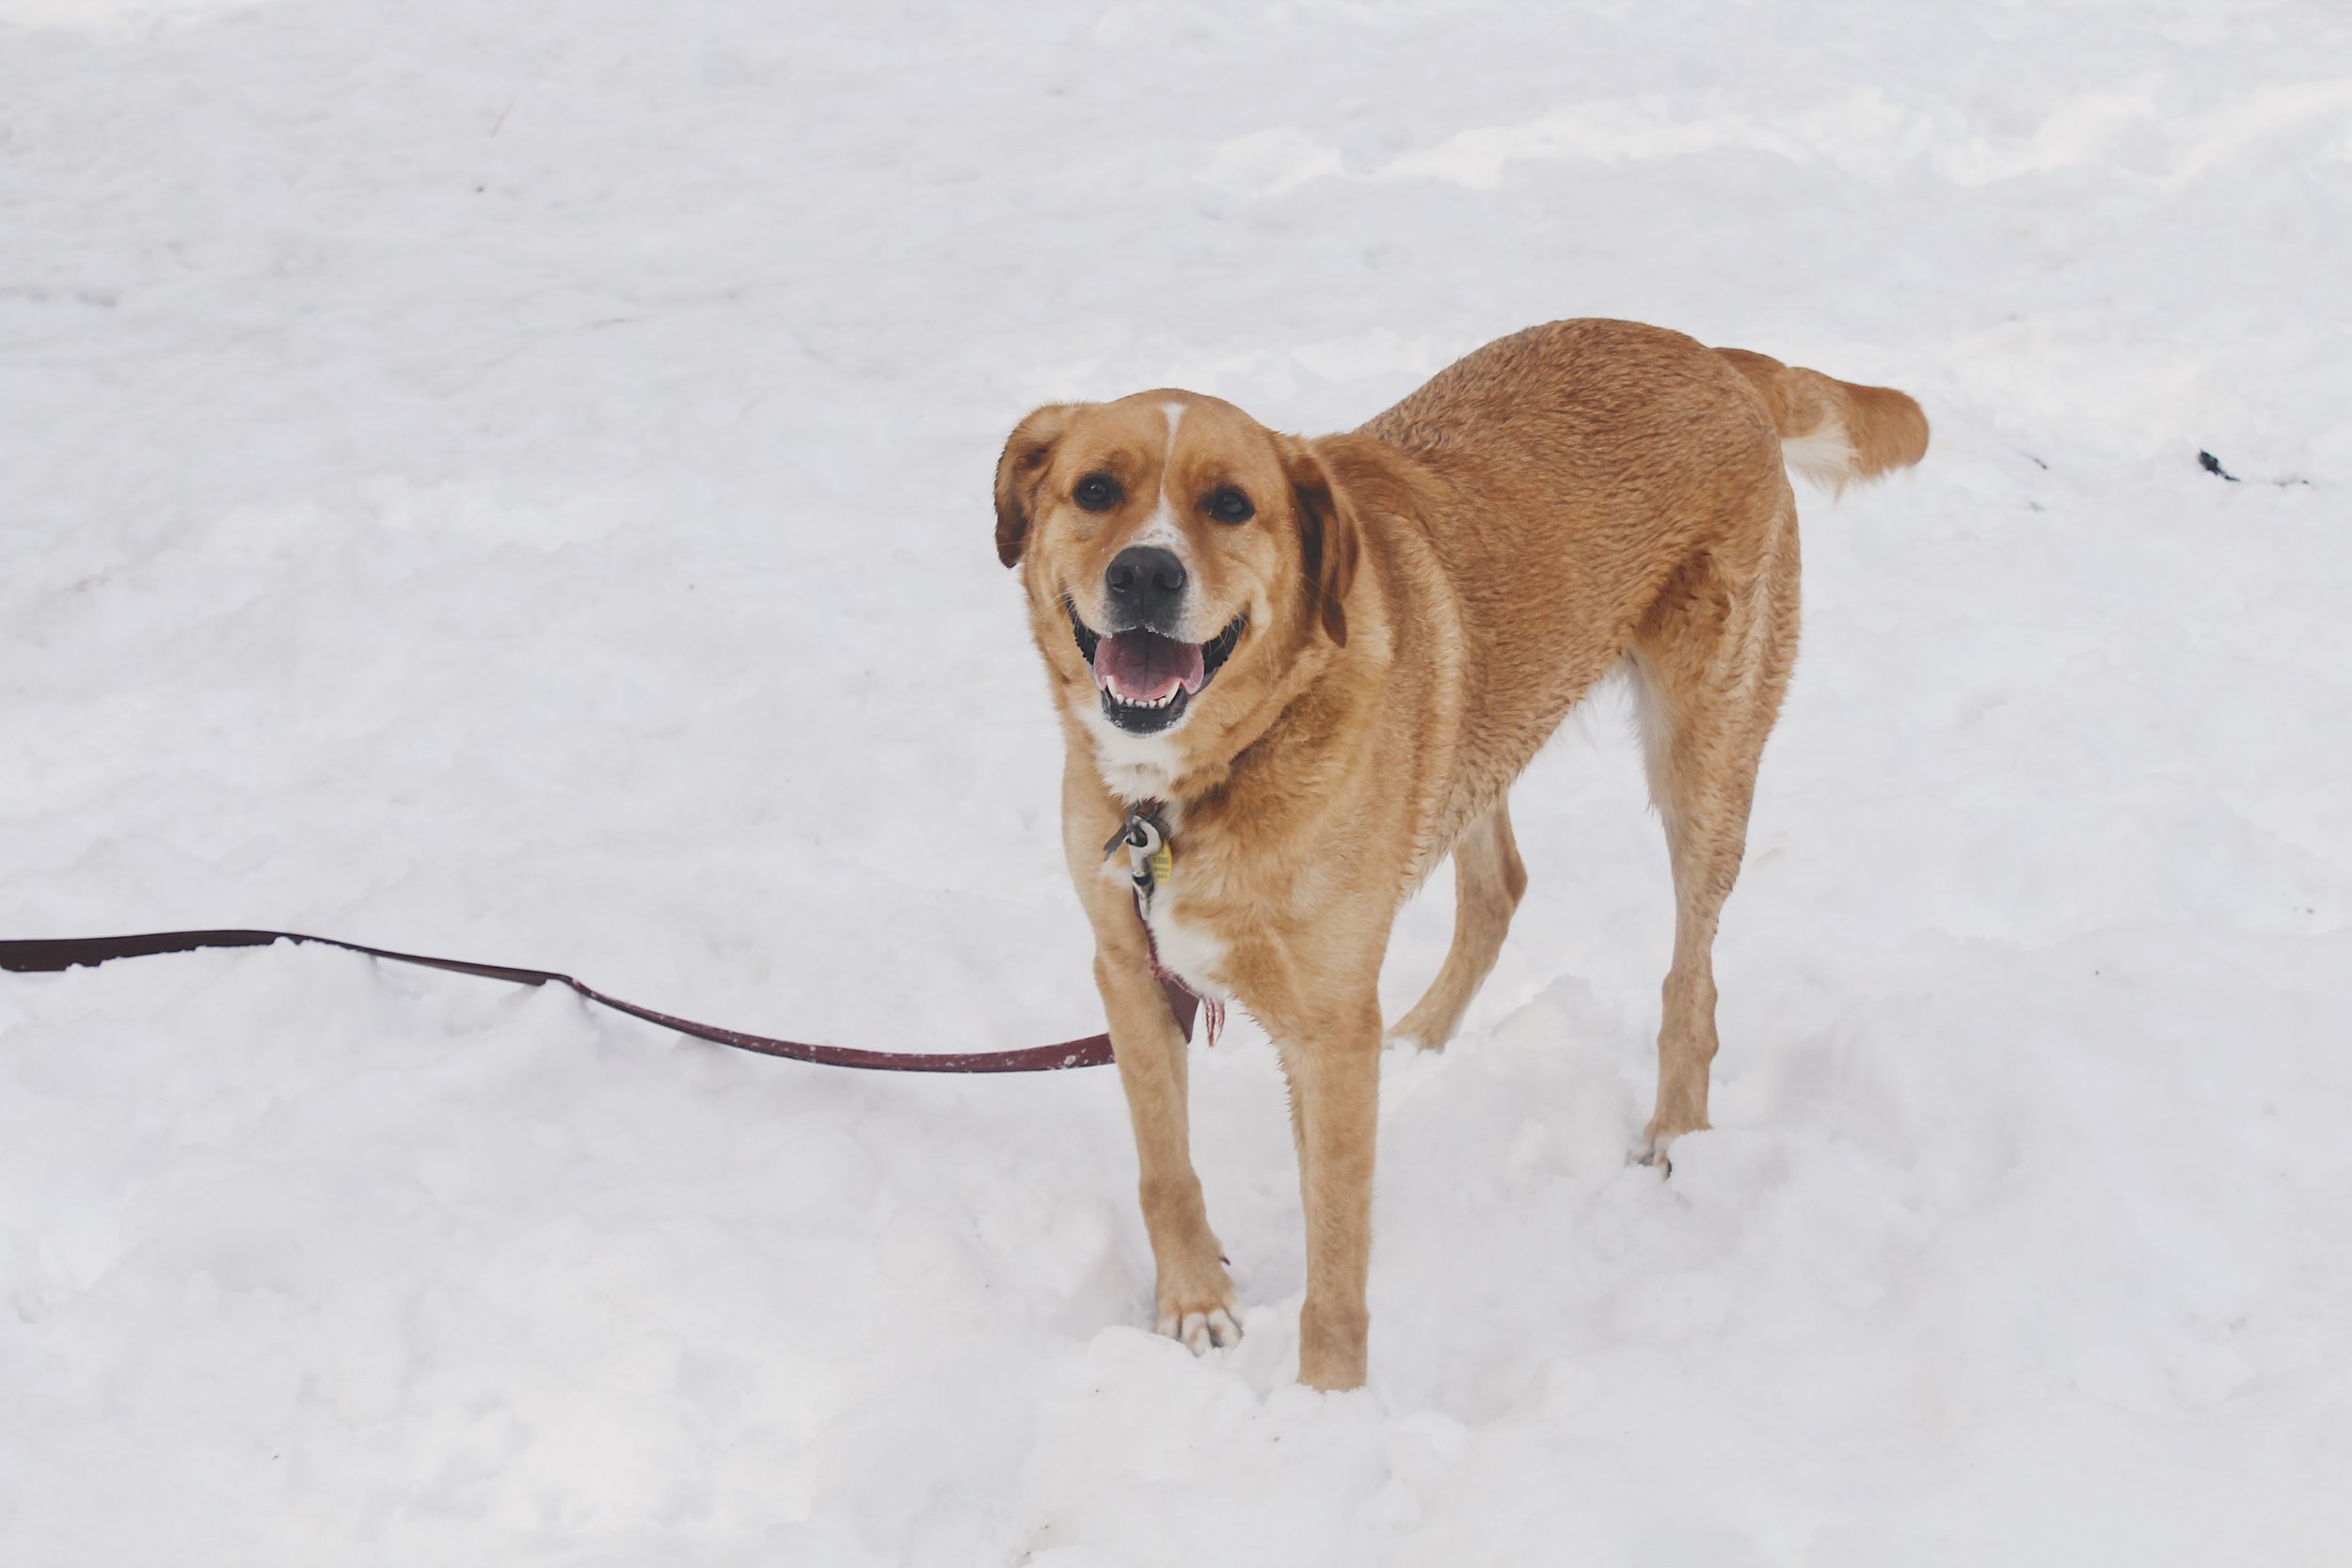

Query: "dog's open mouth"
left=1067, top=604, right=1246, bottom=736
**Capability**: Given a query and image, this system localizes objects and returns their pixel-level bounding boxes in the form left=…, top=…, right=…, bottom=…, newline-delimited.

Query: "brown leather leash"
left=0, top=927, right=1201, bottom=1074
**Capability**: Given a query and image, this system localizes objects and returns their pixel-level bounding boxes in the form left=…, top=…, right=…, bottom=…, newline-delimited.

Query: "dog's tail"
left=1715, top=347, right=1930, bottom=492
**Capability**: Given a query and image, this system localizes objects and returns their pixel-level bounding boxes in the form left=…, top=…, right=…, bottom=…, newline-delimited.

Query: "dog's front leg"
left=1279, top=991, right=1383, bottom=1391
left=1089, top=929, right=1240, bottom=1354
left=1063, top=760, right=1236, bottom=1353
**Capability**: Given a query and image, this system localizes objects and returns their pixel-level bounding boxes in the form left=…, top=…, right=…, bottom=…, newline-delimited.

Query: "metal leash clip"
left=1103, top=801, right=1175, bottom=900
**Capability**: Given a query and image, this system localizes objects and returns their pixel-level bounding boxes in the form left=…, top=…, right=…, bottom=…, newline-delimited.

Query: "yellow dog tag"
left=1150, top=842, right=1173, bottom=885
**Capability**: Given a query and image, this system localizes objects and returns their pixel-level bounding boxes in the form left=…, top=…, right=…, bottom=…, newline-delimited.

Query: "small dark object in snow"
left=2197, top=450, right=2312, bottom=488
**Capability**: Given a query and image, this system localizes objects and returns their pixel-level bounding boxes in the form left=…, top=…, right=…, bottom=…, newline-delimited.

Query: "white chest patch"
left=1095, top=830, right=1233, bottom=1001
left=1142, top=893, right=1232, bottom=1002
left=1083, top=718, right=1184, bottom=800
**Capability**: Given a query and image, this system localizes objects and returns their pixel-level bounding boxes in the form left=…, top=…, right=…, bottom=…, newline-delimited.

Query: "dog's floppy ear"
left=993, top=404, right=1077, bottom=568
left=1285, top=441, right=1361, bottom=647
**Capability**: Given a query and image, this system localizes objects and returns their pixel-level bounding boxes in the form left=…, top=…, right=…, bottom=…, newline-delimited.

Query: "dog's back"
left=1325, top=318, right=1927, bottom=829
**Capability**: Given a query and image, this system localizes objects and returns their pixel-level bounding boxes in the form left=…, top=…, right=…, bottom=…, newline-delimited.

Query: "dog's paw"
left=1637, top=1117, right=1706, bottom=1174
left=1153, top=1260, right=1242, bottom=1354
left=1155, top=1304, right=1243, bottom=1354
left=1383, top=1026, right=1446, bottom=1053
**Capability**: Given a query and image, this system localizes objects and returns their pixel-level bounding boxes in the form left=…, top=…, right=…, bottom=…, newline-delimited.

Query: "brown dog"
left=994, top=318, right=1927, bottom=1390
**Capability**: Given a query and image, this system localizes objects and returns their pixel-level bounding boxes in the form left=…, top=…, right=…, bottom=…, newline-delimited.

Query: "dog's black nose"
left=1104, top=546, right=1187, bottom=626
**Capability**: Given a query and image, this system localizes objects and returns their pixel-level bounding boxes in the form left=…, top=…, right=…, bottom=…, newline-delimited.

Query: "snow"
left=3, top=0, right=2348, bottom=1561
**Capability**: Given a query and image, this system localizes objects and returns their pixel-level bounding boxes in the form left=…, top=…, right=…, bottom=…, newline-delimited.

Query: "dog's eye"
left=1073, top=474, right=1122, bottom=513
left=1206, top=487, right=1254, bottom=524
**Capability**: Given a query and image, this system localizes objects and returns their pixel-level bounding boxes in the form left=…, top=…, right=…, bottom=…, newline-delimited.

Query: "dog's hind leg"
left=1388, top=800, right=1527, bottom=1051
left=1628, top=505, right=1800, bottom=1164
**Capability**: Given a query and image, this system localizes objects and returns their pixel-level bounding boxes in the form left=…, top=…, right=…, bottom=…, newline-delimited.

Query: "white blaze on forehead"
left=1128, top=401, right=1187, bottom=551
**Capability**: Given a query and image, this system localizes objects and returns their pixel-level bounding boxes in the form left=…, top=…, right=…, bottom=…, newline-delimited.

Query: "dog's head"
left=994, top=391, right=1360, bottom=783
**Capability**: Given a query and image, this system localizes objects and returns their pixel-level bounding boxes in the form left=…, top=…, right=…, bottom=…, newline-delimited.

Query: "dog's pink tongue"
left=1094, top=630, right=1207, bottom=702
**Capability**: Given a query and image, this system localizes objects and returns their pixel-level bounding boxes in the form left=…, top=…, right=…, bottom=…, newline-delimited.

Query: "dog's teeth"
left=1104, top=682, right=1183, bottom=711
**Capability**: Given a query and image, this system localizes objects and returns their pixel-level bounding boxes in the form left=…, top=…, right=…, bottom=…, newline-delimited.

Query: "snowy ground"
left=4, top=0, right=2348, bottom=1561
